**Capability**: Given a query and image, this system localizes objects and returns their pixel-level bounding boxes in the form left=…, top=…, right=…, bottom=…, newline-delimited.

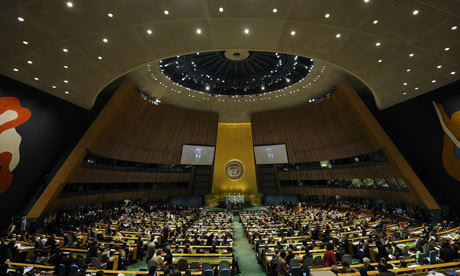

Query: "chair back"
left=177, top=259, right=188, bottom=271
left=70, top=264, right=78, bottom=276
left=290, top=266, right=302, bottom=276
left=58, top=264, right=65, bottom=276
left=313, top=256, right=323, bottom=267
left=289, top=258, right=300, bottom=268
left=91, top=257, right=102, bottom=269
left=303, top=257, right=313, bottom=268
left=429, top=250, right=437, bottom=264
left=422, top=243, right=433, bottom=254
left=342, top=254, right=352, bottom=265
left=219, top=268, right=231, bottom=276
left=147, top=260, right=158, bottom=270
left=190, top=262, right=200, bottom=270
left=202, top=263, right=213, bottom=276
left=219, top=260, right=230, bottom=269
left=402, top=245, right=409, bottom=257
left=76, top=257, right=86, bottom=269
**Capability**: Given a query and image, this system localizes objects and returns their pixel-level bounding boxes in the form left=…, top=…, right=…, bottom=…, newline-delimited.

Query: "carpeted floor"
left=232, top=214, right=266, bottom=276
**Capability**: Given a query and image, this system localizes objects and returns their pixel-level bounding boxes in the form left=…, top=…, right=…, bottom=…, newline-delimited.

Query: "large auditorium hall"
left=1, top=1, right=460, bottom=276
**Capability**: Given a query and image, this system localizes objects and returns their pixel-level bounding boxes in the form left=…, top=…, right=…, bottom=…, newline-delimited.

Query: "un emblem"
left=225, top=160, right=244, bottom=180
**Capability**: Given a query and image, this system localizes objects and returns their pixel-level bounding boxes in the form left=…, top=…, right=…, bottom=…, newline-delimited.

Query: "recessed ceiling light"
left=409, top=53, right=414, bottom=57
left=406, top=69, right=411, bottom=72
left=272, top=8, right=278, bottom=13
left=64, top=65, right=69, bottom=69
left=64, top=91, right=69, bottom=94
left=66, top=1, right=73, bottom=8
left=17, top=17, right=24, bottom=22
left=163, top=10, right=169, bottom=15
left=205, top=85, right=210, bottom=91
left=196, top=28, right=202, bottom=34
left=378, top=59, right=382, bottom=63
left=364, top=0, right=370, bottom=3
left=52, top=85, right=56, bottom=89
left=97, top=56, right=102, bottom=60
left=62, top=48, right=68, bottom=52
left=375, top=42, right=381, bottom=47
left=451, top=71, right=456, bottom=75
left=373, top=20, right=378, bottom=24
left=34, top=77, right=39, bottom=80
left=146, top=29, right=152, bottom=35
left=403, top=82, right=407, bottom=86
left=290, top=30, right=296, bottom=36
left=432, top=80, right=436, bottom=83
left=325, top=13, right=330, bottom=18
left=102, top=38, right=108, bottom=43
left=107, top=13, right=113, bottom=18
left=218, top=7, right=224, bottom=12
left=64, top=80, right=69, bottom=83
left=403, top=92, right=407, bottom=95
left=22, top=40, right=28, bottom=45
left=415, top=87, right=419, bottom=90
left=27, top=60, right=32, bottom=64
left=452, top=26, right=458, bottom=31
left=244, top=28, right=249, bottom=34
left=13, top=68, right=19, bottom=72
left=412, top=10, right=419, bottom=15
left=437, top=65, right=442, bottom=69
left=336, top=33, right=341, bottom=38
left=444, top=47, right=450, bottom=51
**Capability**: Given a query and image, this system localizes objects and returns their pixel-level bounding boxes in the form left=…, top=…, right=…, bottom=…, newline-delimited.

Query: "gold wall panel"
left=212, top=123, right=258, bottom=195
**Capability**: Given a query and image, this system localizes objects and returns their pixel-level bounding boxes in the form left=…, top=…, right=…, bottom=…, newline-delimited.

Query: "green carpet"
left=233, top=214, right=266, bottom=276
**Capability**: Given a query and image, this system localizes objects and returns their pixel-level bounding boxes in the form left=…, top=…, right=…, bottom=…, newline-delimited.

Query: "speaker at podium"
left=225, top=193, right=244, bottom=211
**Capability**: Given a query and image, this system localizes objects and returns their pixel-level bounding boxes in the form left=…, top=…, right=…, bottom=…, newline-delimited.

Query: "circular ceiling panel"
left=159, top=50, right=314, bottom=95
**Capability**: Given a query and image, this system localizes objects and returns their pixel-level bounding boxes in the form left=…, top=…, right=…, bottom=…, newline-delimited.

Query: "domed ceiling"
left=0, top=0, right=458, bottom=122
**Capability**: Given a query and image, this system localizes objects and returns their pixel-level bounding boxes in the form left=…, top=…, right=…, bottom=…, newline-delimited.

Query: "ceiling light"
left=34, top=77, right=39, bottom=80
left=325, top=13, right=330, bottom=18
left=261, top=85, right=265, bottom=90
left=372, top=20, right=379, bottom=25
left=412, top=10, right=419, bottom=15
left=196, top=28, right=202, bottom=34
left=64, top=80, right=68, bottom=83
left=52, top=85, right=56, bottom=89
left=107, top=13, right=113, bottom=18
left=244, top=28, right=249, bottom=34
left=13, top=68, right=19, bottom=72
left=64, top=65, right=69, bottom=69
left=451, top=71, right=456, bottom=75
left=218, top=7, right=224, bottom=12
left=66, top=1, right=73, bottom=8
left=205, top=85, right=210, bottom=91
left=102, top=38, right=108, bottom=43
left=415, top=87, right=419, bottom=90
left=452, top=26, right=458, bottom=31
left=22, top=40, right=28, bottom=45
left=286, top=78, right=290, bottom=83
left=146, top=29, right=152, bottom=35
left=375, top=42, right=381, bottom=47
left=406, top=69, right=411, bottom=72
left=62, top=48, right=68, bottom=52
left=290, top=30, right=296, bottom=36
left=409, top=53, right=414, bottom=57
left=437, top=65, right=442, bottom=69
left=64, top=91, right=69, bottom=94
left=336, top=33, right=341, bottom=38
left=378, top=59, right=382, bottom=63
left=432, top=80, right=436, bottom=83
left=403, top=82, right=407, bottom=86
left=97, top=56, right=102, bottom=60
left=27, top=60, right=32, bottom=64
left=17, top=17, right=24, bottom=22
left=403, top=92, right=407, bottom=95
left=364, top=0, right=370, bottom=3
left=444, top=47, right=450, bottom=51
left=164, top=10, right=169, bottom=15
left=273, top=8, right=278, bottom=13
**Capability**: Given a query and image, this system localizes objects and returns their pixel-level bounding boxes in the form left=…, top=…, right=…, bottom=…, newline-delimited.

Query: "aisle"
left=233, top=214, right=266, bottom=276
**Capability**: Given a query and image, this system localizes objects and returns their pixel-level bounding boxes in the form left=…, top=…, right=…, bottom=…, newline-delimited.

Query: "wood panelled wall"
left=90, top=92, right=218, bottom=164
left=28, top=80, right=217, bottom=217
left=68, top=168, right=192, bottom=183
left=252, top=89, right=378, bottom=162
left=251, top=82, right=439, bottom=209
left=49, top=190, right=190, bottom=212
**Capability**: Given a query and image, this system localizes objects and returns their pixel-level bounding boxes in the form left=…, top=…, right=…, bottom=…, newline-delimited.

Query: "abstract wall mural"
left=0, top=97, right=31, bottom=194
left=433, top=102, right=460, bottom=181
